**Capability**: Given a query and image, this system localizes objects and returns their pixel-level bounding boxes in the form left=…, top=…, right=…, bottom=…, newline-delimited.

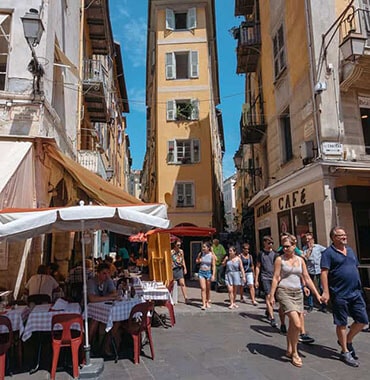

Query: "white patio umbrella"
left=0, top=201, right=170, bottom=365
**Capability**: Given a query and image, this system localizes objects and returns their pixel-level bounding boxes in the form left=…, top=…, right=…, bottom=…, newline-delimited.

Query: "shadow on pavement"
left=246, top=343, right=292, bottom=363
left=249, top=324, right=280, bottom=338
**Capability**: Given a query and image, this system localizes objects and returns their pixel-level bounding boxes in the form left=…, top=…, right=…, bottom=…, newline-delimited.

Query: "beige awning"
left=54, top=44, right=80, bottom=79
left=43, top=140, right=142, bottom=205
left=0, top=141, right=36, bottom=209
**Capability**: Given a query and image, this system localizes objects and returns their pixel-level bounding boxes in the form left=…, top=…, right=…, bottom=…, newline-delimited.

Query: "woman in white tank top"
left=268, top=234, right=321, bottom=368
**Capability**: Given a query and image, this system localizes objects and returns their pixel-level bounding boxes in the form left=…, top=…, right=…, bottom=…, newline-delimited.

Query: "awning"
left=0, top=141, right=35, bottom=209
left=42, top=139, right=142, bottom=205
left=54, top=44, right=79, bottom=78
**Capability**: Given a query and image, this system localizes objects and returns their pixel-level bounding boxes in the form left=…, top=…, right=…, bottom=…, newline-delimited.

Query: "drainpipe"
left=76, top=0, right=84, bottom=152
left=305, top=0, right=322, bottom=159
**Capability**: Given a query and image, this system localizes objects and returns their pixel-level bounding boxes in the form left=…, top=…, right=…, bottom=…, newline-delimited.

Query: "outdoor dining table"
left=87, top=297, right=144, bottom=332
left=22, top=302, right=81, bottom=341
left=133, top=281, right=173, bottom=303
left=0, top=305, right=30, bottom=335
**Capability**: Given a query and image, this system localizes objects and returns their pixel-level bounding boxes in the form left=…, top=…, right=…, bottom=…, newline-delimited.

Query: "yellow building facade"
left=142, top=0, right=224, bottom=231
left=234, top=0, right=370, bottom=283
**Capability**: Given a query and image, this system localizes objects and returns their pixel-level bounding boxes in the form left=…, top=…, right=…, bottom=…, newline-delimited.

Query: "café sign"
left=278, top=188, right=306, bottom=211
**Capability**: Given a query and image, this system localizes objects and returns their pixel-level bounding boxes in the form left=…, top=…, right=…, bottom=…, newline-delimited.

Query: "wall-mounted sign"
left=257, top=200, right=272, bottom=217
left=278, top=188, right=306, bottom=211
left=322, top=142, right=343, bottom=155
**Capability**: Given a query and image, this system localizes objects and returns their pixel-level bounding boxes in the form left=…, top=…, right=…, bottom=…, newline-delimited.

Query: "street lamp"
left=233, top=152, right=262, bottom=177
left=21, top=9, right=44, bottom=96
left=21, top=9, right=44, bottom=47
left=339, top=33, right=366, bottom=61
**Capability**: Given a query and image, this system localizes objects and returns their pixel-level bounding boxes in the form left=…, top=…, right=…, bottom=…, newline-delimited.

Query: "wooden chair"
left=50, top=313, right=83, bottom=380
left=121, top=301, right=154, bottom=364
left=0, top=316, right=13, bottom=380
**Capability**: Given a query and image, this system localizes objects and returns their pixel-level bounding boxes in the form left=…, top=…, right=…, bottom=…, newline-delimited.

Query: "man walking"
left=255, top=236, right=278, bottom=328
left=321, top=226, right=369, bottom=367
left=303, top=232, right=326, bottom=313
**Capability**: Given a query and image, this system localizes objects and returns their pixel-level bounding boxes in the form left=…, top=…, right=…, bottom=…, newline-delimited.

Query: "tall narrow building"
left=142, top=0, right=225, bottom=232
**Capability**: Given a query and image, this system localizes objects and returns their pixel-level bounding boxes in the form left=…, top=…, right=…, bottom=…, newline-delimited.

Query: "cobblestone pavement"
left=6, top=281, right=370, bottom=379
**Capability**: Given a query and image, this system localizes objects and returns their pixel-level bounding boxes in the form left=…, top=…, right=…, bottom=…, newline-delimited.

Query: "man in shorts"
left=255, top=236, right=278, bottom=327
left=321, top=226, right=369, bottom=367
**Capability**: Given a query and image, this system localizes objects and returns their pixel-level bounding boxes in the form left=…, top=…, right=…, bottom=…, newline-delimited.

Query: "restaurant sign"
left=278, top=188, right=306, bottom=211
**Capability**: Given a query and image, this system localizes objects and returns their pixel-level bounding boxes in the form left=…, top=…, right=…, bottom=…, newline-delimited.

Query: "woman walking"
left=171, top=241, right=189, bottom=304
left=196, top=242, right=216, bottom=310
left=239, top=243, right=257, bottom=305
left=224, top=246, right=245, bottom=309
left=268, top=233, right=321, bottom=367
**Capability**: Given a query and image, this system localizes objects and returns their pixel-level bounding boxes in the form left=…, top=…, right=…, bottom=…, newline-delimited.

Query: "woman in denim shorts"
left=196, top=242, right=216, bottom=310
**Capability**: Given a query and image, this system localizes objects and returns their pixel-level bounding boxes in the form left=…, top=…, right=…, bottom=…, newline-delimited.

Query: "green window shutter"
left=187, top=7, right=196, bottom=29
left=166, top=52, right=175, bottom=79
left=189, top=51, right=198, bottom=78
left=166, top=9, right=175, bottom=30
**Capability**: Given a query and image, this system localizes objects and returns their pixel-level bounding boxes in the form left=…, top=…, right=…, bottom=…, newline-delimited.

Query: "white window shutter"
left=187, top=7, right=197, bottom=30
left=191, top=99, right=199, bottom=120
left=189, top=51, right=198, bottom=78
left=167, top=140, right=175, bottom=163
left=165, top=52, right=176, bottom=79
left=167, top=99, right=176, bottom=120
left=166, top=9, right=175, bottom=30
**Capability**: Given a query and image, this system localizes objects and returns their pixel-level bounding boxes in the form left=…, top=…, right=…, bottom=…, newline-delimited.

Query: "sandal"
left=228, top=305, right=234, bottom=310
left=291, top=354, right=302, bottom=367
left=286, top=351, right=292, bottom=358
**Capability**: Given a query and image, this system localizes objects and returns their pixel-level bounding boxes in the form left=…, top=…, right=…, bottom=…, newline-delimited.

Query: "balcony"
left=234, top=21, right=261, bottom=74
left=84, top=0, right=112, bottom=55
left=240, top=114, right=266, bottom=144
left=77, top=150, right=107, bottom=178
left=340, top=8, right=370, bottom=92
left=83, top=59, right=109, bottom=123
left=235, top=0, right=254, bottom=16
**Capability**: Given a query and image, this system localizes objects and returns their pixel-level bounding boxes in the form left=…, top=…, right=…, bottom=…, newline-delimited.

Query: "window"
left=176, top=182, right=194, bottom=207
left=166, top=8, right=196, bottom=31
left=167, top=139, right=200, bottom=164
left=0, top=13, right=11, bottom=91
left=273, top=24, right=286, bottom=79
left=167, top=99, right=199, bottom=121
left=165, top=51, right=198, bottom=79
left=281, top=109, right=293, bottom=163
left=361, top=108, right=370, bottom=154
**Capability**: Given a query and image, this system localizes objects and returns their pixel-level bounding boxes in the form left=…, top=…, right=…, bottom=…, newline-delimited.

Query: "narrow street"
left=7, top=281, right=370, bottom=380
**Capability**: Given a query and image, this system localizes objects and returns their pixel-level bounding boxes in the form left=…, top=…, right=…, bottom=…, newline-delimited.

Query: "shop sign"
left=322, top=142, right=343, bottom=155
left=278, top=188, right=306, bottom=211
left=257, top=200, right=272, bottom=217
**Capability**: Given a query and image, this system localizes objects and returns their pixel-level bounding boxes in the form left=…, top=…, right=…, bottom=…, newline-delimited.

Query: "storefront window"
left=277, top=210, right=292, bottom=236
left=292, top=204, right=317, bottom=247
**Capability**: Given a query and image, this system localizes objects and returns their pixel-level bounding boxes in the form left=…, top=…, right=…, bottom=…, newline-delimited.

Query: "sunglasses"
left=282, top=245, right=292, bottom=249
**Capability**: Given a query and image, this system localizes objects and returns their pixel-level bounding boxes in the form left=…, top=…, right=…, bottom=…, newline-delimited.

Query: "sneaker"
left=340, top=351, right=359, bottom=367
left=270, top=318, right=278, bottom=328
left=307, top=306, right=314, bottom=313
left=298, top=333, right=315, bottom=344
left=347, top=343, right=359, bottom=360
left=280, top=324, right=287, bottom=334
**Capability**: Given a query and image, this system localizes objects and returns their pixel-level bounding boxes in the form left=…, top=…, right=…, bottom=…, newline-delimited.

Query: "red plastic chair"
left=0, top=316, right=13, bottom=380
left=154, top=280, right=176, bottom=327
left=50, top=313, right=83, bottom=380
left=121, top=301, right=154, bottom=364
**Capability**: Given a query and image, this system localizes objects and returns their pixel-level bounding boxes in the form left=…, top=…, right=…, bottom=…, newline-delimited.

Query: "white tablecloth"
left=134, top=282, right=173, bottom=304
left=22, top=302, right=81, bottom=341
left=0, top=305, right=30, bottom=335
left=87, top=298, right=143, bottom=332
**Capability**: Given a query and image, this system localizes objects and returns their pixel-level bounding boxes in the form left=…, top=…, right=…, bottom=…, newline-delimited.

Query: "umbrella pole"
left=81, top=220, right=91, bottom=366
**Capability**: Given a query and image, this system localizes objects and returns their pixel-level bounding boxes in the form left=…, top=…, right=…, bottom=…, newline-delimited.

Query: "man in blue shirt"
left=321, top=226, right=368, bottom=367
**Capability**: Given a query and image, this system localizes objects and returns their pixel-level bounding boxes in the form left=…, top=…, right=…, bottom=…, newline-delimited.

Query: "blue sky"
left=109, top=0, right=244, bottom=179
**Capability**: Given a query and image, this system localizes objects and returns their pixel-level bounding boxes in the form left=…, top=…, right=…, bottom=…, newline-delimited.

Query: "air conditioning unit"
left=300, top=140, right=314, bottom=165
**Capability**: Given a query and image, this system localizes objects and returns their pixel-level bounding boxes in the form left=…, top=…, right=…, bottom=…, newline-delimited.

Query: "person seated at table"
left=24, top=264, right=61, bottom=301
left=104, top=255, right=117, bottom=278
left=48, top=262, right=65, bottom=283
left=66, top=259, right=94, bottom=303
left=87, top=263, right=120, bottom=356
